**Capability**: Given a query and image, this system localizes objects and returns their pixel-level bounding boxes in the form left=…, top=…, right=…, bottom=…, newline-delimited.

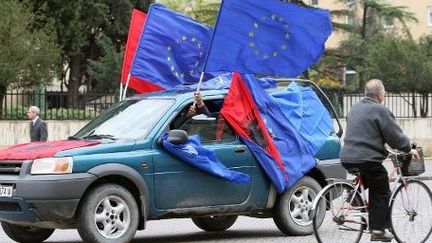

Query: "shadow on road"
left=132, top=229, right=287, bottom=243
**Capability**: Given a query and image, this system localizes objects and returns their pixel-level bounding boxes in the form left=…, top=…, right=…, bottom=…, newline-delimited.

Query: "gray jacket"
left=30, top=118, right=48, bottom=142
left=340, top=97, right=411, bottom=164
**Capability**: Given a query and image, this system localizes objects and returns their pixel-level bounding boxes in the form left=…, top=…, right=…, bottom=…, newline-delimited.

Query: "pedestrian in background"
left=27, top=106, right=48, bottom=142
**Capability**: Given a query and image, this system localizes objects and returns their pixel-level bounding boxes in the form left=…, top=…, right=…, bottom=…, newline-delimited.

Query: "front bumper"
left=0, top=163, right=96, bottom=227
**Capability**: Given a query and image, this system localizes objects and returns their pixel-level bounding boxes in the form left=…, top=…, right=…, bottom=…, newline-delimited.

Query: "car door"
left=153, top=99, right=254, bottom=210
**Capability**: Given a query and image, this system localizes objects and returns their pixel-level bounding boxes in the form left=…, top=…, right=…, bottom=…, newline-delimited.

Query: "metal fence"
left=1, top=90, right=431, bottom=120
left=1, top=90, right=117, bottom=120
left=325, top=91, right=432, bottom=118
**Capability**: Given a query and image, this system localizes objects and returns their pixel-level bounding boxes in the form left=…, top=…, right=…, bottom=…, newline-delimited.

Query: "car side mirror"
left=166, top=129, right=189, bottom=145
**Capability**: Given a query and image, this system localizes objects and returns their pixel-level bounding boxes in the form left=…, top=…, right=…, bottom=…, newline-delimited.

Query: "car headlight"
left=31, top=157, right=73, bottom=175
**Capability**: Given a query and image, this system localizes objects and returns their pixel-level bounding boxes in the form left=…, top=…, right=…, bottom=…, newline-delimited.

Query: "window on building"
left=384, top=17, right=394, bottom=28
left=309, top=0, right=318, bottom=5
left=344, top=69, right=358, bottom=90
left=345, top=15, right=355, bottom=25
left=429, top=7, right=432, bottom=26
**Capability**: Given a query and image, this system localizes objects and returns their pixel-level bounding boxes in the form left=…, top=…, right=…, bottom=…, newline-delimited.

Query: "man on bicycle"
left=340, top=79, right=420, bottom=242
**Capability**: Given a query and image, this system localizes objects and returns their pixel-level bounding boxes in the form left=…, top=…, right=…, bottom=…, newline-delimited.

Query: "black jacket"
left=30, top=118, right=48, bottom=142
left=340, top=97, right=411, bottom=164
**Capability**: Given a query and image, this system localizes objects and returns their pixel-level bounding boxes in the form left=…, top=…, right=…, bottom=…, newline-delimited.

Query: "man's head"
left=365, top=79, right=386, bottom=103
left=27, top=106, right=40, bottom=120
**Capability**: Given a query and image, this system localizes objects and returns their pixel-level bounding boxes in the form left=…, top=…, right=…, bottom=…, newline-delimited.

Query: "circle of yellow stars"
left=248, top=14, right=291, bottom=60
left=166, top=35, right=204, bottom=79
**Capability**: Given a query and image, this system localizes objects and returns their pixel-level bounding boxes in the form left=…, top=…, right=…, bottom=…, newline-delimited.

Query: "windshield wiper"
left=82, top=134, right=117, bottom=140
left=67, top=136, right=81, bottom=140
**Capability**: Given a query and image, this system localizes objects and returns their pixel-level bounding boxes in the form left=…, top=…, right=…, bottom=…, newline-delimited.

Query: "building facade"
left=307, top=0, right=432, bottom=48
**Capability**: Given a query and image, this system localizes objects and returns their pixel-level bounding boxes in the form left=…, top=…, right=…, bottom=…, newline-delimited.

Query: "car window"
left=179, top=114, right=236, bottom=143
left=75, top=99, right=175, bottom=140
left=170, top=98, right=237, bottom=143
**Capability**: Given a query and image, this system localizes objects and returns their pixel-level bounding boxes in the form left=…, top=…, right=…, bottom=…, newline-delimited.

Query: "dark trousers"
left=343, top=162, right=391, bottom=231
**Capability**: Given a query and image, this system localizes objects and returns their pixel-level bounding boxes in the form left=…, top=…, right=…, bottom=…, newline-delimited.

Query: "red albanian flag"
left=121, top=9, right=163, bottom=93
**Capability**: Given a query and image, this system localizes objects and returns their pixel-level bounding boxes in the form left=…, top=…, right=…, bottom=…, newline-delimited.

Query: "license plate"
left=0, top=186, right=13, bottom=197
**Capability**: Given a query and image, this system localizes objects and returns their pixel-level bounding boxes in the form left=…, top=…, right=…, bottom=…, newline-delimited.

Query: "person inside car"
left=171, top=92, right=211, bottom=129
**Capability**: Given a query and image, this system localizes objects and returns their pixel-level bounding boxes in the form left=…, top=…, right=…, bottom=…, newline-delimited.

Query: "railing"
left=1, top=89, right=431, bottom=120
left=324, top=91, right=432, bottom=118
left=0, top=90, right=117, bottom=120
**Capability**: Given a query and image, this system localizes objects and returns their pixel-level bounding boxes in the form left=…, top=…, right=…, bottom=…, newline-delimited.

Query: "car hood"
left=0, top=140, right=101, bottom=160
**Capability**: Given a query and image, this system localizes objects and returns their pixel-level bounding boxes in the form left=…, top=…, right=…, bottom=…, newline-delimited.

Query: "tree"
left=87, top=35, right=123, bottom=92
left=320, top=0, right=417, bottom=90
left=0, top=0, right=61, bottom=115
left=26, top=0, right=154, bottom=107
left=364, top=36, right=432, bottom=117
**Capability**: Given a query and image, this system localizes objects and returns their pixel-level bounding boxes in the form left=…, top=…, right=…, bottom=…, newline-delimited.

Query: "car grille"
left=0, top=161, right=24, bottom=175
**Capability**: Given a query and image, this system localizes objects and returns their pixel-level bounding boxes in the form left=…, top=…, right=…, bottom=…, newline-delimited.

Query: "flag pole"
left=122, top=73, right=131, bottom=100
left=119, top=83, right=123, bottom=101
left=195, top=0, right=225, bottom=95
left=195, top=72, right=205, bottom=93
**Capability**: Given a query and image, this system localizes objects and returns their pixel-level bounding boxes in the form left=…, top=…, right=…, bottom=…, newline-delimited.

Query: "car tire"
left=77, top=183, right=139, bottom=243
left=191, top=215, right=238, bottom=232
left=273, top=176, right=323, bottom=236
left=1, top=222, right=54, bottom=243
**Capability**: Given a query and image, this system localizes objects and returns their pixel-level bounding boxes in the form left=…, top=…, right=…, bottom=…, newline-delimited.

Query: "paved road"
left=1, top=162, right=431, bottom=243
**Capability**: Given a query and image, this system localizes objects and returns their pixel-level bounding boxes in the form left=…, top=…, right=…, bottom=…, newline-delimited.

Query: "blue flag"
left=221, top=73, right=332, bottom=192
left=130, top=4, right=215, bottom=89
left=173, top=73, right=278, bottom=92
left=272, top=82, right=333, bottom=155
left=204, top=0, right=332, bottom=77
left=160, top=132, right=251, bottom=184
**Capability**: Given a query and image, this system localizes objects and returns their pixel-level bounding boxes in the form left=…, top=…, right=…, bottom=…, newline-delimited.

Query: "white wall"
left=338, top=118, right=432, bottom=156
left=0, top=119, right=431, bottom=155
left=0, top=120, right=88, bottom=146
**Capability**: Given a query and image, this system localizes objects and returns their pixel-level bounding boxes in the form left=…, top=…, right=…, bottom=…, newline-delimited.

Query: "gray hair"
left=364, top=79, right=385, bottom=99
left=28, top=106, right=40, bottom=115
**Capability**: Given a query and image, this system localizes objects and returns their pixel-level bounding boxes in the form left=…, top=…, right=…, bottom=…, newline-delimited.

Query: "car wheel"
left=273, top=176, right=323, bottom=236
left=1, top=222, right=54, bottom=243
left=77, top=183, right=139, bottom=243
left=191, top=215, right=238, bottom=232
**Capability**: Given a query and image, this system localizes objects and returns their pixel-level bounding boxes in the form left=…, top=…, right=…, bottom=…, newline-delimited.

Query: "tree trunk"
left=361, top=5, right=368, bottom=39
left=0, top=85, right=6, bottom=119
left=411, top=92, right=417, bottom=118
left=68, top=54, right=82, bottom=108
left=420, top=93, right=429, bottom=118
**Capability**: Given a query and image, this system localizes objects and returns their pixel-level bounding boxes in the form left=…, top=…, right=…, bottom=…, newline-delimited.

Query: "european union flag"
left=130, top=4, right=215, bottom=89
left=205, top=0, right=332, bottom=77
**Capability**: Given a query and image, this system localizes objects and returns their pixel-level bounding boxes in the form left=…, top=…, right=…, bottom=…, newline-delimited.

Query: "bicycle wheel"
left=390, top=179, right=432, bottom=243
left=313, top=182, right=366, bottom=243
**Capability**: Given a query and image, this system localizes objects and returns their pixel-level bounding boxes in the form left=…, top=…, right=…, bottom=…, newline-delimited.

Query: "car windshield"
left=74, top=99, right=174, bottom=140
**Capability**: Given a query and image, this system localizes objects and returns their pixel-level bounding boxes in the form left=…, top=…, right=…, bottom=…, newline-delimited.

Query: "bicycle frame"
left=312, top=149, right=417, bottom=230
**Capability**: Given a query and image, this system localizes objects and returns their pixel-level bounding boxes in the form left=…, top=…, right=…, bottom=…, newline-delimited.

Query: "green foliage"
left=363, top=36, right=432, bottom=117
left=87, top=35, right=123, bottom=92
left=319, top=0, right=417, bottom=90
left=364, top=36, right=432, bottom=93
left=333, top=0, right=416, bottom=39
left=157, top=0, right=220, bottom=26
left=26, top=0, right=154, bottom=95
left=0, top=0, right=61, bottom=89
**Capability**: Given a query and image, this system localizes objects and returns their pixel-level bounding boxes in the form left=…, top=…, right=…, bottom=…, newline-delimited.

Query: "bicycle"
left=311, top=147, right=432, bottom=243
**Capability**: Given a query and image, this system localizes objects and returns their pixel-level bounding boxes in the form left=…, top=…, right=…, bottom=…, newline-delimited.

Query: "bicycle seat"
left=347, top=168, right=360, bottom=176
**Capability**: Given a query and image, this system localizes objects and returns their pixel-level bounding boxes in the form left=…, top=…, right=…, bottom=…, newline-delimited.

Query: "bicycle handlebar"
left=386, top=143, right=417, bottom=156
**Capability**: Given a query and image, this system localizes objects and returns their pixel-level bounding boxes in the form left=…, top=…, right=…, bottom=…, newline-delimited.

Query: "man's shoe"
left=370, top=230, right=394, bottom=242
